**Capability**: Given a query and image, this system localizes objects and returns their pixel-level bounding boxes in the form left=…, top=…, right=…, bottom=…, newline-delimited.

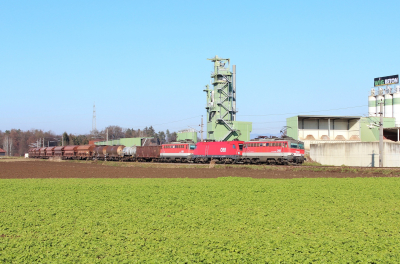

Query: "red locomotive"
left=160, top=143, right=196, bottom=162
left=242, top=137, right=305, bottom=165
left=193, top=141, right=244, bottom=163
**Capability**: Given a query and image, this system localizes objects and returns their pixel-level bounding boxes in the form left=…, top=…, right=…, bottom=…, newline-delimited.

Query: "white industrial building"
left=287, top=115, right=363, bottom=151
left=368, top=85, right=400, bottom=124
left=289, top=115, right=361, bottom=141
left=287, top=115, right=397, bottom=152
left=284, top=75, right=400, bottom=166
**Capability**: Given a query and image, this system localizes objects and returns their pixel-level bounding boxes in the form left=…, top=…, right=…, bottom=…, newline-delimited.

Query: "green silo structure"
left=204, top=56, right=252, bottom=141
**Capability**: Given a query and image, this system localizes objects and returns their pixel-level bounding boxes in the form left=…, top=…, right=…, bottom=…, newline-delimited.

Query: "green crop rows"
left=1, top=177, right=400, bottom=263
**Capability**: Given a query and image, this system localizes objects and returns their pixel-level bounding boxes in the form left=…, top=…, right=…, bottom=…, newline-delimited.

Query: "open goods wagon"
left=39, top=147, right=47, bottom=158
left=32, top=148, right=40, bottom=158
left=64, top=145, right=78, bottom=159
left=28, top=148, right=36, bottom=158
left=77, top=145, right=96, bottom=160
left=136, top=146, right=161, bottom=162
left=54, top=146, right=64, bottom=157
left=45, top=147, right=55, bottom=158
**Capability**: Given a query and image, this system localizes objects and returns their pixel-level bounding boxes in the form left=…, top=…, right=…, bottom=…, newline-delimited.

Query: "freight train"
left=29, top=137, right=305, bottom=165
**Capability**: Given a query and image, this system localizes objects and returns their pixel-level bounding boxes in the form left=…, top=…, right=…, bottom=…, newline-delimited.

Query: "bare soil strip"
left=0, top=160, right=398, bottom=179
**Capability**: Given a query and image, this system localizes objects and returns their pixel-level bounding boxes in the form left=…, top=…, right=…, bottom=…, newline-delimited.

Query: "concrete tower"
left=204, top=56, right=252, bottom=141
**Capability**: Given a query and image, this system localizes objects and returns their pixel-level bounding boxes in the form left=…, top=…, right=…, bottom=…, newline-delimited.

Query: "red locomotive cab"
left=288, top=141, right=305, bottom=156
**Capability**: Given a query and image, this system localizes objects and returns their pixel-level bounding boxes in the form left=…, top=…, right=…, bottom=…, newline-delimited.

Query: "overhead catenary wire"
left=113, top=104, right=369, bottom=133
left=132, top=115, right=202, bottom=129
left=239, top=105, right=367, bottom=117
left=3, top=104, right=370, bottom=135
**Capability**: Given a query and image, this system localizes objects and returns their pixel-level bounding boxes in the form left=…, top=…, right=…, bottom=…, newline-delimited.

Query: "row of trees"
left=0, top=129, right=60, bottom=156
left=89, top=126, right=177, bottom=144
left=0, top=126, right=178, bottom=156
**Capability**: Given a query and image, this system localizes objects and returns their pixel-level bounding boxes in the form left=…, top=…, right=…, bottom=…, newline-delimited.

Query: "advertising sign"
left=374, top=75, right=399, bottom=87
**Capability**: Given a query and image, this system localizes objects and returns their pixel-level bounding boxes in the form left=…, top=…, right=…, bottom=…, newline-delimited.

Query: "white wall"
left=310, top=142, right=400, bottom=167
left=304, top=140, right=359, bottom=152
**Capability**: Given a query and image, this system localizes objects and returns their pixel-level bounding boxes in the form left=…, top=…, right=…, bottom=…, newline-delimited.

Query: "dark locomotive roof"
left=249, top=136, right=303, bottom=143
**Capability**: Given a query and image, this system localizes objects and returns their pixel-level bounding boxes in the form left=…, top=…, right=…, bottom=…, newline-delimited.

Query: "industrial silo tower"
left=204, top=55, right=252, bottom=141
left=376, top=88, right=385, bottom=117
left=369, top=83, right=400, bottom=126
left=384, top=87, right=393, bottom=118
left=368, top=88, right=377, bottom=116
left=393, top=86, right=400, bottom=126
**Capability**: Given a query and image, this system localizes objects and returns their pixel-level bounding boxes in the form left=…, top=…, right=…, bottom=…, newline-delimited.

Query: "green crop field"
left=1, top=177, right=400, bottom=263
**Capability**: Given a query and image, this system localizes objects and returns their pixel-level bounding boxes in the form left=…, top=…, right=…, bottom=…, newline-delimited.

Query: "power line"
left=239, top=105, right=367, bottom=117
left=131, top=115, right=202, bottom=129
left=252, top=121, right=287, bottom=124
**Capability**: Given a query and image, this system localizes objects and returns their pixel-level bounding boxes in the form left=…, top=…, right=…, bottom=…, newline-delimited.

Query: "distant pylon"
left=92, top=103, right=97, bottom=134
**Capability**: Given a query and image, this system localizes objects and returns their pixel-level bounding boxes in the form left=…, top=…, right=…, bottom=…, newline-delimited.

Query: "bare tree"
left=9, top=138, right=12, bottom=156
left=3, top=136, right=12, bottom=156
left=3, top=136, right=9, bottom=156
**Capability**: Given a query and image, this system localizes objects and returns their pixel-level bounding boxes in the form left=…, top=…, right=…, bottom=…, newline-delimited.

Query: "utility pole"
left=200, top=115, right=203, bottom=142
left=92, top=103, right=97, bottom=136
left=379, top=99, right=384, bottom=167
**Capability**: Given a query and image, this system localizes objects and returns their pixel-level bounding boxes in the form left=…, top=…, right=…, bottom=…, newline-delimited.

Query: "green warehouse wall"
left=286, top=116, right=299, bottom=140
left=95, top=137, right=143, bottom=147
left=177, top=132, right=198, bottom=143
left=360, top=117, right=395, bottom=142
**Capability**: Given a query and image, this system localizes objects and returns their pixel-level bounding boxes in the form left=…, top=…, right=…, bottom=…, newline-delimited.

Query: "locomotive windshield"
left=190, top=145, right=196, bottom=150
left=290, top=142, right=304, bottom=149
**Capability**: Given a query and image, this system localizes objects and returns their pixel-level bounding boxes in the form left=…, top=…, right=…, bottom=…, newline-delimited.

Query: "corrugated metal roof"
left=297, top=115, right=362, bottom=119
left=383, top=127, right=400, bottom=131
left=0, top=148, right=5, bottom=153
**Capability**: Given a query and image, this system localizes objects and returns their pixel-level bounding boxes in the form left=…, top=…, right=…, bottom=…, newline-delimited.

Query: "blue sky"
left=1, top=0, right=400, bottom=136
